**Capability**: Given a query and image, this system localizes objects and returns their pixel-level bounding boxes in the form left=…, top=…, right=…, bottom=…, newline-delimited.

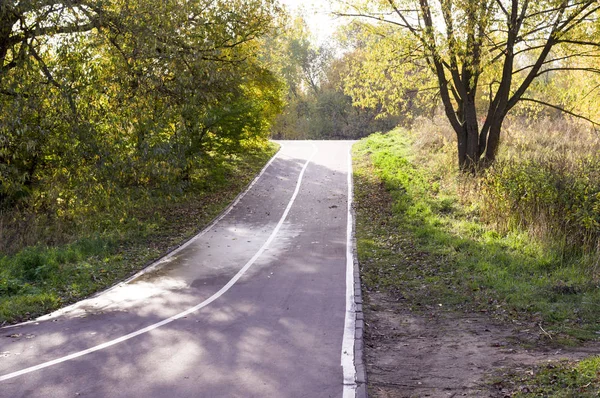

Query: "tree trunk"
left=457, top=127, right=480, bottom=171
left=483, top=118, right=503, bottom=164
left=0, top=9, right=18, bottom=81
left=458, top=112, right=505, bottom=171
left=457, top=126, right=468, bottom=169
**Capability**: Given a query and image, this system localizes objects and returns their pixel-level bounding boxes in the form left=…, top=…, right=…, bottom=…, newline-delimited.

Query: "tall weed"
left=410, top=115, right=600, bottom=261
left=482, top=156, right=600, bottom=254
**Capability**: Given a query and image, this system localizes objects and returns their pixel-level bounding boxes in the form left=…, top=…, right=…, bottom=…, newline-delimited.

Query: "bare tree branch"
left=512, top=51, right=600, bottom=74
left=334, top=13, right=413, bottom=29
left=535, top=66, right=600, bottom=76
left=520, top=97, right=600, bottom=126
left=556, top=39, right=600, bottom=47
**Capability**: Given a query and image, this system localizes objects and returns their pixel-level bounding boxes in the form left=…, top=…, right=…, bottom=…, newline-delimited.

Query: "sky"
left=278, top=0, right=342, bottom=44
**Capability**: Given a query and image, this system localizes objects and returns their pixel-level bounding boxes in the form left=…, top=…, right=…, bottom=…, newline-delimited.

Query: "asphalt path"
left=0, top=141, right=358, bottom=398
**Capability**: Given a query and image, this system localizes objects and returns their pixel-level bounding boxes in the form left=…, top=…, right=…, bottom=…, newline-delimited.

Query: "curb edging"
left=350, top=150, right=368, bottom=398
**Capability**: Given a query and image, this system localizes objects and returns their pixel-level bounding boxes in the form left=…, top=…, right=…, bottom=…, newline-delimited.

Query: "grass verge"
left=353, top=130, right=600, bottom=340
left=0, top=143, right=279, bottom=325
left=353, top=129, right=599, bottom=394
left=494, top=357, right=600, bottom=397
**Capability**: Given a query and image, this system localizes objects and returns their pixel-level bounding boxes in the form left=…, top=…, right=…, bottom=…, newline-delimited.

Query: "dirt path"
left=363, top=292, right=598, bottom=397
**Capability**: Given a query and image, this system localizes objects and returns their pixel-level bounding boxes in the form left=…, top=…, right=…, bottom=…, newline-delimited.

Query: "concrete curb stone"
left=351, top=194, right=368, bottom=398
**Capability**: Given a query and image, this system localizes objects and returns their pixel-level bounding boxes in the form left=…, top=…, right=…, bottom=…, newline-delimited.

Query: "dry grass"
left=500, top=117, right=600, bottom=161
left=410, top=114, right=600, bottom=162
left=407, top=113, right=600, bottom=263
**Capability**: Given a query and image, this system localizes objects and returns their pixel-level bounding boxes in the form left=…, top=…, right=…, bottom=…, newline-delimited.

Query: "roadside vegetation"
left=0, top=0, right=284, bottom=324
left=496, top=356, right=600, bottom=397
left=353, top=119, right=600, bottom=394
left=342, top=2, right=600, bottom=393
left=0, top=143, right=278, bottom=324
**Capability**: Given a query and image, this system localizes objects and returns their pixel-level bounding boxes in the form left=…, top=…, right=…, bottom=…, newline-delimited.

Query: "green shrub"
left=15, top=247, right=57, bottom=282
left=482, top=155, right=600, bottom=253
left=0, top=278, right=24, bottom=296
left=354, top=128, right=600, bottom=339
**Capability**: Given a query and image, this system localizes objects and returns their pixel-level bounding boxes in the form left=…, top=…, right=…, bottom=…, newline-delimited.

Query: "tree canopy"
left=265, top=15, right=399, bottom=140
left=339, top=0, right=600, bottom=170
left=0, top=0, right=284, bottom=209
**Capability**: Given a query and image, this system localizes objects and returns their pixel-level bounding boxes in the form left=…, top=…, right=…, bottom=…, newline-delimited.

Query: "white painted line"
left=116, top=142, right=287, bottom=283
left=342, top=142, right=357, bottom=398
left=0, top=143, right=318, bottom=382
left=7, top=143, right=286, bottom=328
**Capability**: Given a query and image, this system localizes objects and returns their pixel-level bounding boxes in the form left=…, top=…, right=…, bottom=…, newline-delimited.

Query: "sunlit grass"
left=353, top=129, right=600, bottom=340
left=0, top=143, right=279, bottom=324
left=497, top=356, right=600, bottom=397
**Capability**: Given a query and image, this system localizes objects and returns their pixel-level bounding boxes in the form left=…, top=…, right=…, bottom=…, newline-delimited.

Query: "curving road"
left=0, top=141, right=358, bottom=398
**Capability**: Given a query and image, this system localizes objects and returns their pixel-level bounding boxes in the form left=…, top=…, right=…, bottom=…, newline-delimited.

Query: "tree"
left=339, top=0, right=600, bottom=171
left=340, top=22, right=438, bottom=123
left=264, top=15, right=399, bottom=139
left=263, top=15, right=332, bottom=138
left=0, top=0, right=284, bottom=208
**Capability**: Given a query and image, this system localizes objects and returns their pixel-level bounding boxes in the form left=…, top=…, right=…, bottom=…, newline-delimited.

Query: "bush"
left=354, top=127, right=600, bottom=340
left=482, top=155, right=600, bottom=253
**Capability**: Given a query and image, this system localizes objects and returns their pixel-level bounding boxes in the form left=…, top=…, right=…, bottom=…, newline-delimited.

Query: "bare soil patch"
left=352, top=134, right=600, bottom=397
left=364, top=292, right=598, bottom=397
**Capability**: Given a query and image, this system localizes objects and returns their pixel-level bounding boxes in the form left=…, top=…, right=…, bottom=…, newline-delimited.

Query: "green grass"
left=494, top=357, right=600, bottom=397
left=353, top=130, right=600, bottom=340
left=0, top=143, right=279, bottom=324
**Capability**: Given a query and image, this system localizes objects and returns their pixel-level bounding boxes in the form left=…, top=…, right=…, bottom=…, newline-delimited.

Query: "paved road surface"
left=0, top=141, right=358, bottom=398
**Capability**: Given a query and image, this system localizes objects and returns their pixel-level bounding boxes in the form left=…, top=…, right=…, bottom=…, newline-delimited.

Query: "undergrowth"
left=494, top=356, right=600, bottom=397
left=353, top=128, right=600, bottom=341
left=0, top=142, right=279, bottom=324
left=481, top=119, right=600, bottom=254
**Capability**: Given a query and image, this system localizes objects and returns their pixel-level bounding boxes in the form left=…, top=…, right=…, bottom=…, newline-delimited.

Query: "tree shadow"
left=0, top=141, right=354, bottom=398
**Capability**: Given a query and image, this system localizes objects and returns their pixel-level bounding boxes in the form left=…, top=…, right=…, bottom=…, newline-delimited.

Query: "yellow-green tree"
left=265, top=16, right=399, bottom=139
left=340, top=0, right=600, bottom=170
left=0, top=0, right=283, bottom=208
